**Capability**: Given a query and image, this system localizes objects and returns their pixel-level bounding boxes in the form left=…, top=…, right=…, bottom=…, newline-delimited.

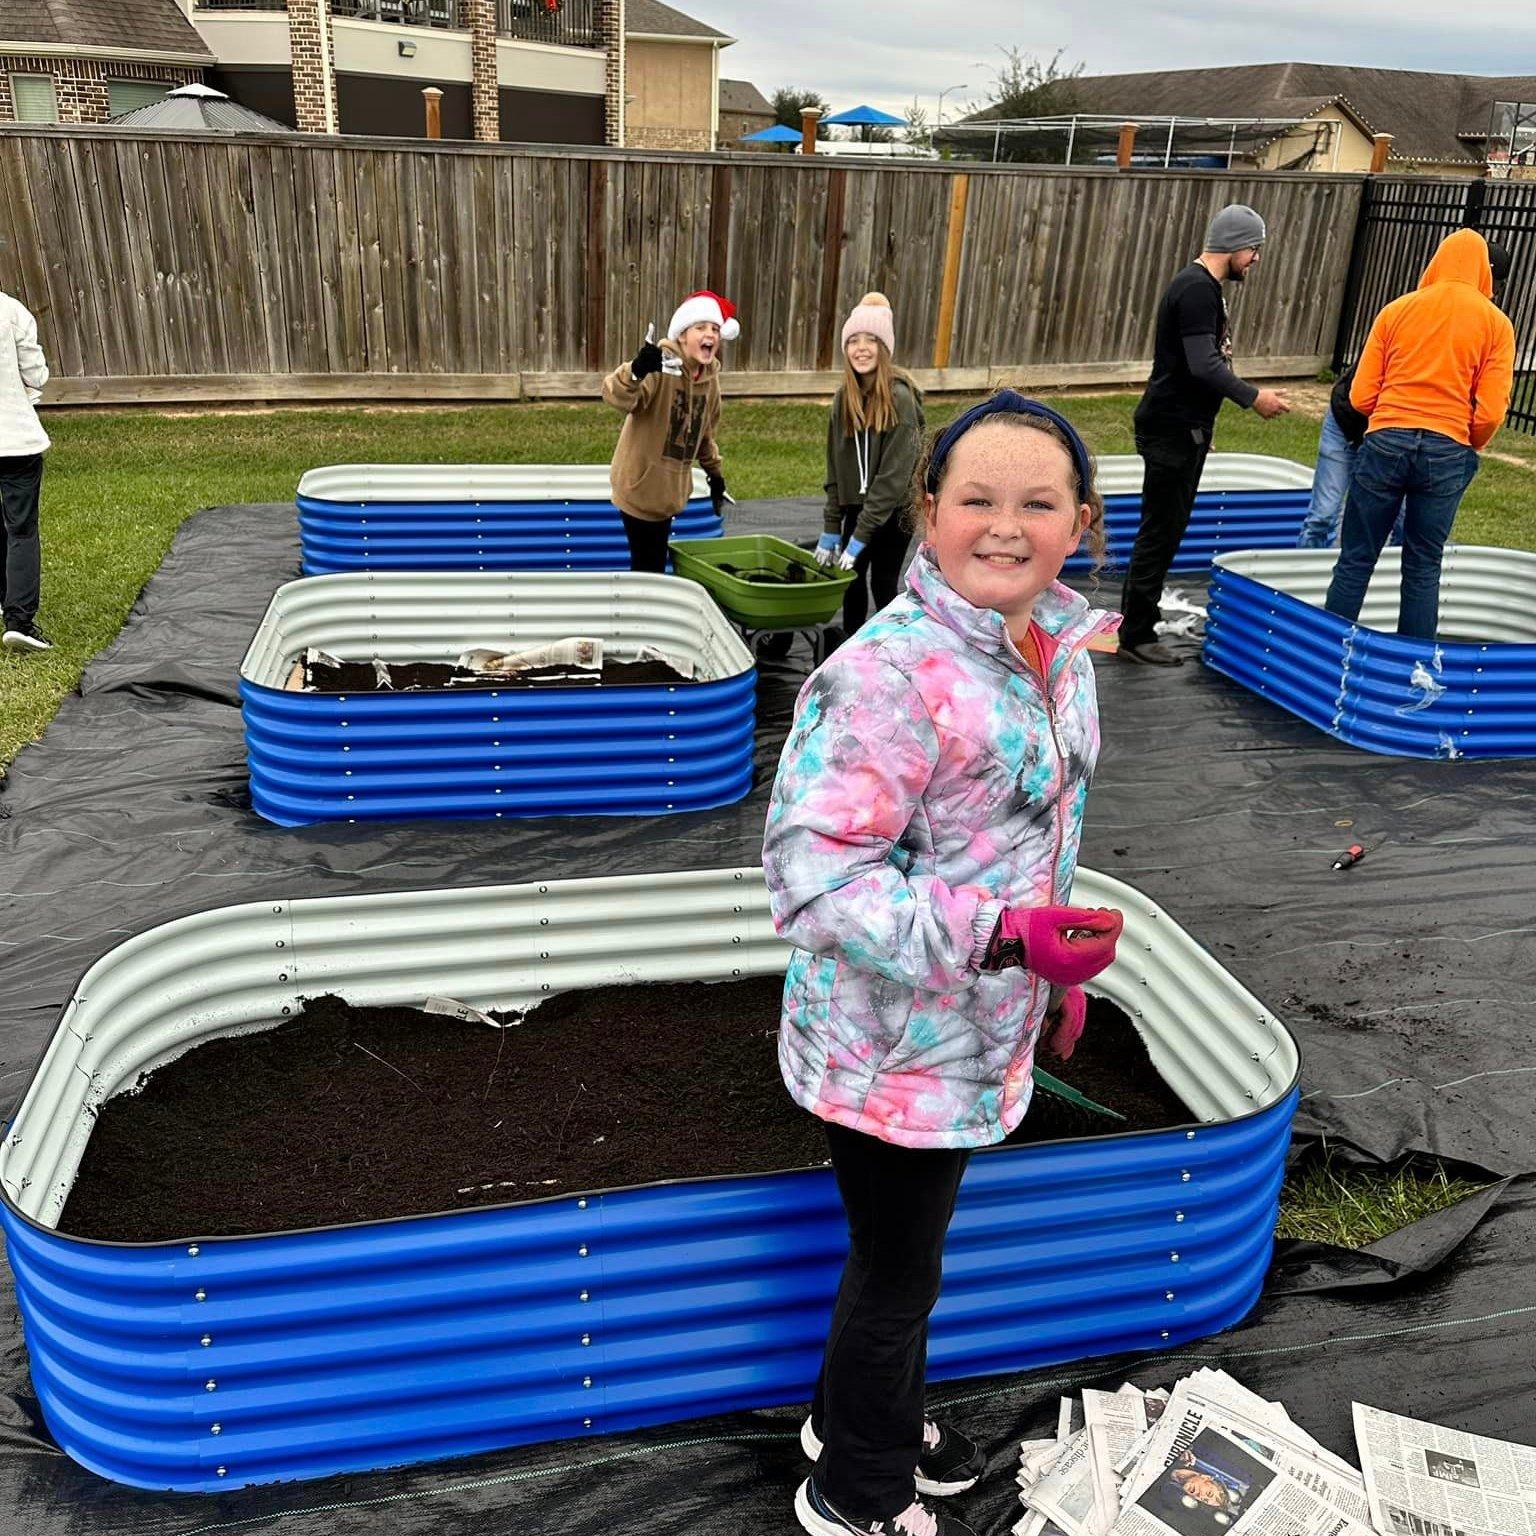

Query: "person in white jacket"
left=0, top=290, right=51, bottom=652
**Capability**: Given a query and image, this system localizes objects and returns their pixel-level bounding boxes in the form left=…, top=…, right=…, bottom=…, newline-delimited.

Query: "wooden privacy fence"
left=0, top=126, right=1366, bottom=405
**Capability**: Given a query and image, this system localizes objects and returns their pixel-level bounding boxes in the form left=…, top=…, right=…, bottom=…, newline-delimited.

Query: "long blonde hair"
left=839, top=341, right=905, bottom=436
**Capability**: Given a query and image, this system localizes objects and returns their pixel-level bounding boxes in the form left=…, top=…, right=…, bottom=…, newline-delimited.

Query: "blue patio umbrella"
left=822, top=105, right=905, bottom=127
left=741, top=123, right=804, bottom=143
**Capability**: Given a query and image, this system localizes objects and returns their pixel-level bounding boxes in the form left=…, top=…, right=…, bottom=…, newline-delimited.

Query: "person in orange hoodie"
left=1323, top=229, right=1515, bottom=639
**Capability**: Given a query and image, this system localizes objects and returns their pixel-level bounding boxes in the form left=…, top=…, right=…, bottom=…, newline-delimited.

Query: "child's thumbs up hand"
left=631, top=323, right=664, bottom=382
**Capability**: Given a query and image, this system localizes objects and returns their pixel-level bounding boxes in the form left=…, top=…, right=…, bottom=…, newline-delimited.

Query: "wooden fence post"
left=1116, top=122, right=1138, bottom=170
left=1368, top=133, right=1393, bottom=175
left=800, top=107, right=821, bottom=156
left=932, top=172, right=970, bottom=371
left=423, top=87, right=443, bottom=141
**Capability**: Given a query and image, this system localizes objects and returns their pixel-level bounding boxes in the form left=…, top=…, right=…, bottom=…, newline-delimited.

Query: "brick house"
left=624, top=0, right=729, bottom=151
left=717, top=75, right=770, bottom=148
left=191, top=0, right=622, bottom=144
left=0, top=1, right=212, bottom=125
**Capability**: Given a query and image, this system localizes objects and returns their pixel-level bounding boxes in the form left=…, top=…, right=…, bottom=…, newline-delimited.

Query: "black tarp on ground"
left=2, top=501, right=1535, bottom=1535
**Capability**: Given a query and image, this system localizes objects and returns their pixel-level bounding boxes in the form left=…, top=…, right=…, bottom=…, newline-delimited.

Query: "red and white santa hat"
left=667, top=290, right=741, bottom=343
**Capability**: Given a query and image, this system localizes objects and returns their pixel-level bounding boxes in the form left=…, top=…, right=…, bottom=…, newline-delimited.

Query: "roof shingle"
left=718, top=78, right=770, bottom=117
left=967, top=62, right=1536, bottom=166
left=0, top=0, right=212, bottom=56
left=624, top=0, right=730, bottom=41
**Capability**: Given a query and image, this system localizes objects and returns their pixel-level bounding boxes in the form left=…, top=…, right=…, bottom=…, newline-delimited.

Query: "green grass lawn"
left=0, top=392, right=1518, bottom=1253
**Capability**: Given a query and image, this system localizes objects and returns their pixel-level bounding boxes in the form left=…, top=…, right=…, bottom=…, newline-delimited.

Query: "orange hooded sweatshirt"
left=1350, top=228, right=1516, bottom=450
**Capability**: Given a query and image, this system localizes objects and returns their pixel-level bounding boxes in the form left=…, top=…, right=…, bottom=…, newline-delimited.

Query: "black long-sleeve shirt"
left=1135, top=263, right=1259, bottom=435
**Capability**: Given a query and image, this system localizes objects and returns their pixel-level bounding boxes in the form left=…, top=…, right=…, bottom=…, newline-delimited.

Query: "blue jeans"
left=1297, top=412, right=1405, bottom=549
left=1323, top=428, right=1479, bottom=640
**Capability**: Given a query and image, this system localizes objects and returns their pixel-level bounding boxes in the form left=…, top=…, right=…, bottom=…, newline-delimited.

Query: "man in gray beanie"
left=1119, top=203, right=1290, bottom=665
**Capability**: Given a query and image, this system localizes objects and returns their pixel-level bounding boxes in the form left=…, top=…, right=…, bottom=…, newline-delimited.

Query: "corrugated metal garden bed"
left=296, top=464, right=724, bottom=575
left=1070, top=453, right=1313, bottom=574
left=239, top=572, right=757, bottom=825
left=1204, top=546, right=1536, bottom=758
left=0, top=866, right=1298, bottom=1493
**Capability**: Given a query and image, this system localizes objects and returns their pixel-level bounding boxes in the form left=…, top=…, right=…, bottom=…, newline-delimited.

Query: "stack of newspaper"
left=1015, top=1369, right=1377, bottom=1536
left=1015, top=1371, right=1536, bottom=1535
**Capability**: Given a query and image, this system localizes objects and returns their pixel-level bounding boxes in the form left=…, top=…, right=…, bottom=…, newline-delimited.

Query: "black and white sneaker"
left=801, top=1417, right=984, bottom=1497
left=794, top=1478, right=977, bottom=1536
left=2, top=622, right=52, bottom=652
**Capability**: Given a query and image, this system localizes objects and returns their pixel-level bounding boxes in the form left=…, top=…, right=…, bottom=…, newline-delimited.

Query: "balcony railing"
left=494, top=0, right=599, bottom=48
left=194, top=0, right=601, bottom=47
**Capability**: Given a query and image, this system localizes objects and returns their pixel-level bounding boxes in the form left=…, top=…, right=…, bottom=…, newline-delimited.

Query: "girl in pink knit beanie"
left=816, top=293, right=925, bottom=640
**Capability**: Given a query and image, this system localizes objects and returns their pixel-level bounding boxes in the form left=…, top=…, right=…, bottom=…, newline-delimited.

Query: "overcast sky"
left=700, top=0, right=1536, bottom=125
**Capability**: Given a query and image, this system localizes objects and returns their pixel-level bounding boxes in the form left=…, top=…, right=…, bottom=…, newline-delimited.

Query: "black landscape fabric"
left=1, top=500, right=1535, bottom=1535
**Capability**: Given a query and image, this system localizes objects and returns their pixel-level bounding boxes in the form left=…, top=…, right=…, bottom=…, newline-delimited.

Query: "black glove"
left=706, top=470, right=727, bottom=517
left=630, top=340, right=664, bottom=382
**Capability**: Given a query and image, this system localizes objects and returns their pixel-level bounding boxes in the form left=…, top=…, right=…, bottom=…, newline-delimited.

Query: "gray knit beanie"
left=1204, top=204, right=1267, bottom=253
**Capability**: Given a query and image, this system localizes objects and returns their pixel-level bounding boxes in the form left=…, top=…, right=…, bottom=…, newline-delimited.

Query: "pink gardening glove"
left=981, top=904, right=1123, bottom=985
left=1041, top=984, right=1087, bottom=1061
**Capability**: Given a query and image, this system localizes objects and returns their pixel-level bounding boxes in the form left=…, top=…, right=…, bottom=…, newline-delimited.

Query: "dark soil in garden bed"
left=59, top=979, right=1191, bottom=1242
left=301, top=657, right=691, bottom=692
left=716, top=563, right=837, bottom=585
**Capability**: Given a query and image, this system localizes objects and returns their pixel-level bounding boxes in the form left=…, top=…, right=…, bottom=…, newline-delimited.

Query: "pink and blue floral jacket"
left=763, top=547, right=1117, bottom=1149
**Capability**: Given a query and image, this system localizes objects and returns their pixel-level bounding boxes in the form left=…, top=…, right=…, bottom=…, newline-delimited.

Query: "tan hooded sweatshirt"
left=1350, top=228, right=1516, bottom=451
left=602, top=340, right=723, bottom=522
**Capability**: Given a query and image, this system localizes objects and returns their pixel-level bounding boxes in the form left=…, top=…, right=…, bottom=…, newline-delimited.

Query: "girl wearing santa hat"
left=601, top=290, right=738, bottom=573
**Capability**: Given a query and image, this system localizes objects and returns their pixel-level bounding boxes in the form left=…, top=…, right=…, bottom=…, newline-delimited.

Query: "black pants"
left=839, top=507, right=912, bottom=633
left=1119, top=427, right=1209, bottom=649
left=812, top=1119, right=971, bottom=1522
left=0, top=452, right=43, bottom=631
left=620, top=511, right=673, bottom=575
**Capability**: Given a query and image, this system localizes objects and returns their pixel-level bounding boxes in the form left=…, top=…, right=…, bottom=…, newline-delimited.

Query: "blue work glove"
left=814, top=533, right=841, bottom=566
left=837, top=537, right=866, bottom=572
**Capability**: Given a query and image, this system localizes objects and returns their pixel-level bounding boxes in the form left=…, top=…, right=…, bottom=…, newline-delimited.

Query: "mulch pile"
left=61, top=978, right=1190, bottom=1242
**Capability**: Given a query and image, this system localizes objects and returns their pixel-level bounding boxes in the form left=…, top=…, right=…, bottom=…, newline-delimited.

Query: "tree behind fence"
left=0, top=127, right=1364, bottom=403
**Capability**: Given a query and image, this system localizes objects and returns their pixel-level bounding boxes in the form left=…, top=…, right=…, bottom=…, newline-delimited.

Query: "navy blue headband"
left=924, top=390, right=1094, bottom=501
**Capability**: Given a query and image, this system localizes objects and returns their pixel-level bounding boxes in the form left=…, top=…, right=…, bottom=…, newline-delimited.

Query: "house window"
left=10, top=74, right=58, bottom=124
left=108, top=80, right=169, bottom=117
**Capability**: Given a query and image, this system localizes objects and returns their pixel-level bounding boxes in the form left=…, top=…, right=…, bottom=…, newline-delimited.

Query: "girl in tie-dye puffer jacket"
left=768, top=393, right=1124, bottom=1536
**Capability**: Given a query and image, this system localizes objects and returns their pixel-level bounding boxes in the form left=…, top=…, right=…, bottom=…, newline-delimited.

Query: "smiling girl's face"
left=845, top=331, right=881, bottom=376
left=923, top=419, right=1088, bottom=635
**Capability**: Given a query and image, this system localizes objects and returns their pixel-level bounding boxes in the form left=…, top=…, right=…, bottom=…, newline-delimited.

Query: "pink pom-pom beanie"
left=840, top=291, right=896, bottom=357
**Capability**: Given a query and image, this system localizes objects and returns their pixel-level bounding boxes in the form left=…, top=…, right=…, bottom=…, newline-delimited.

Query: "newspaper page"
left=1118, top=1377, right=1374, bottom=1532
left=1112, top=1424, right=1376, bottom=1536
left=1354, top=1402, right=1536, bottom=1536
left=457, top=638, right=604, bottom=674
left=1030, top=1428, right=1099, bottom=1536
left=1121, top=1370, right=1362, bottom=1512
left=1084, top=1389, right=1150, bottom=1534
left=1030, top=1388, right=1148, bottom=1536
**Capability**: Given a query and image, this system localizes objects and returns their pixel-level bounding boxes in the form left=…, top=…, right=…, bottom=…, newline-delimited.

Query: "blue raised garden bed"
left=1067, top=453, right=1314, bottom=573
left=239, top=572, right=757, bottom=824
left=1204, top=546, right=1536, bottom=759
left=0, top=867, right=1298, bottom=1493
left=297, top=464, right=723, bottom=575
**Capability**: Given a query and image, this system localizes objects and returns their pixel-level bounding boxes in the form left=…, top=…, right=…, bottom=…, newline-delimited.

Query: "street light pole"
left=936, top=83, right=968, bottom=128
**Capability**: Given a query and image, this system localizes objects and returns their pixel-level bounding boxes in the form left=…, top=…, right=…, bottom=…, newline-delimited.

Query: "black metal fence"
left=1334, top=175, right=1536, bottom=436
